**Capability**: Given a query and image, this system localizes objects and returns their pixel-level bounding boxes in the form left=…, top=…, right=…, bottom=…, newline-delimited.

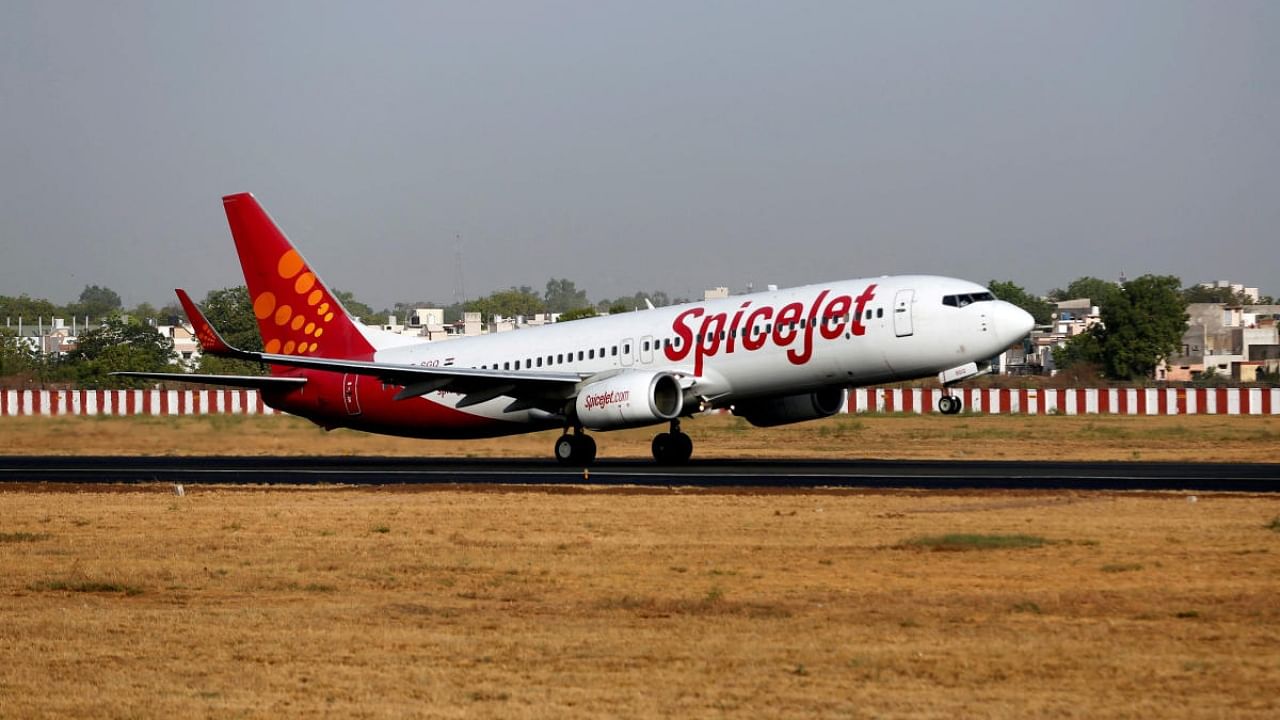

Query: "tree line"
left=2, top=276, right=1275, bottom=388
left=987, top=276, right=1277, bottom=383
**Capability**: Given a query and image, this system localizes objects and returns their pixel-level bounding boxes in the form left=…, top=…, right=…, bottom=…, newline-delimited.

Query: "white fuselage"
left=360, top=275, right=1032, bottom=426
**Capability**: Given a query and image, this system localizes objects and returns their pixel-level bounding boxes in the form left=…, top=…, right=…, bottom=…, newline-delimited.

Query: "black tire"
left=555, top=435, right=577, bottom=464
left=651, top=433, right=672, bottom=463
left=671, top=432, right=693, bottom=463
left=578, top=434, right=597, bottom=465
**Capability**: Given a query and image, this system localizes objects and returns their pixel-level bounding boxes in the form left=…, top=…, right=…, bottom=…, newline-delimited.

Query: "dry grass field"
left=1, top=411, right=1279, bottom=462
left=1, top=486, right=1278, bottom=718
left=2, top=413, right=1278, bottom=717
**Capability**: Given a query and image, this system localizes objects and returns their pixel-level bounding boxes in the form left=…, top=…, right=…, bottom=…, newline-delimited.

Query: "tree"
left=544, top=278, right=589, bottom=314
left=596, top=291, right=672, bottom=314
left=1048, top=277, right=1120, bottom=307
left=557, top=307, right=598, bottom=322
left=1182, top=284, right=1251, bottom=305
left=988, top=280, right=1053, bottom=325
left=1094, top=275, right=1187, bottom=381
left=0, top=327, right=37, bottom=378
left=0, top=294, right=62, bottom=323
left=70, top=316, right=175, bottom=387
left=333, top=289, right=373, bottom=322
left=467, top=287, right=546, bottom=320
left=69, top=285, right=122, bottom=319
left=197, top=287, right=265, bottom=376
left=200, top=287, right=262, bottom=351
left=1052, top=332, right=1102, bottom=372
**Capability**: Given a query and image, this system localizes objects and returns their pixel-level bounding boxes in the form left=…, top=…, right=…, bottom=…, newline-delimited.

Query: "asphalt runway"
left=0, top=456, right=1277, bottom=491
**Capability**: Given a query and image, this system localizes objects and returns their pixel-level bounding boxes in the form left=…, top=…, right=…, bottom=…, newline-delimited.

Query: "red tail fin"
left=222, top=193, right=376, bottom=360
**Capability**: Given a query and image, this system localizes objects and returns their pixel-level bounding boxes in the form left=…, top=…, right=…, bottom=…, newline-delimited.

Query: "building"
left=1199, top=280, right=1261, bottom=303
left=1164, top=303, right=1280, bottom=382
left=1018, top=298, right=1102, bottom=375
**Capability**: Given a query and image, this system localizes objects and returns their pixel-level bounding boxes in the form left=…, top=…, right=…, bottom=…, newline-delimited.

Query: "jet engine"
left=575, top=371, right=685, bottom=431
left=732, top=387, right=847, bottom=428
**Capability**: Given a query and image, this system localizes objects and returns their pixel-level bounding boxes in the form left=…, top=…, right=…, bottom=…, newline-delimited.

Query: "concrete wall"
left=4, top=388, right=1278, bottom=417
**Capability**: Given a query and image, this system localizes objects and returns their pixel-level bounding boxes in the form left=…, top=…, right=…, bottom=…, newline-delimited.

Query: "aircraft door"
left=893, top=289, right=915, bottom=337
left=342, top=373, right=362, bottom=415
left=640, top=335, right=654, bottom=364
left=619, top=338, right=634, bottom=367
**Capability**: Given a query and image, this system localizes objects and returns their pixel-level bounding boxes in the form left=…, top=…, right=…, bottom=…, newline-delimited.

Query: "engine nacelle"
left=733, top=387, right=847, bottom=428
left=575, top=371, right=685, bottom=431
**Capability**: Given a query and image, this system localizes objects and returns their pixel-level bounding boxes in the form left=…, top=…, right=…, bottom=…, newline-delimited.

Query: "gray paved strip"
left=0, top=456, right=1277, bottom=491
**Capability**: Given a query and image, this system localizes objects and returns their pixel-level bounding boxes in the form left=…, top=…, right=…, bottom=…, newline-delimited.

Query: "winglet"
left=176, top=289, right=241, bottom=357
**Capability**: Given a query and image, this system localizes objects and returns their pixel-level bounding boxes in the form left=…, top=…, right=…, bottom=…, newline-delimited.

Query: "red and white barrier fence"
left=1, top=388, right=1277, bottom=417
left=0, top=390, right=275, bottom=417
left=848, top=387, right=1280, bottom=415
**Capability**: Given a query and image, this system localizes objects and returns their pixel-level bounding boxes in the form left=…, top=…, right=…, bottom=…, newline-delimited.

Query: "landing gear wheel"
left=577, top=434, right=597, bottom=465
left=938, top=395, right=963, bottom=415
left=651, top=431, right=693, bottom=464
left=555, top=435, right=576, bottom=464
left=555, top=433, right=597, bottom=465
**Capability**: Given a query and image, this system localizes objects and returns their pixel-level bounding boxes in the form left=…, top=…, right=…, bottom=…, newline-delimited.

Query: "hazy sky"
left=2, top=1, right=1277, bottom=309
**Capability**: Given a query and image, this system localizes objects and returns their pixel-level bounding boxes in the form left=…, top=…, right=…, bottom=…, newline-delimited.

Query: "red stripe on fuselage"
left=264, top=370, right=540, bottom=439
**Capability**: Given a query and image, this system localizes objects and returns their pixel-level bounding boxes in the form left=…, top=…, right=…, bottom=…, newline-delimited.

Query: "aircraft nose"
left=994, top=301, right=1035, bottom=344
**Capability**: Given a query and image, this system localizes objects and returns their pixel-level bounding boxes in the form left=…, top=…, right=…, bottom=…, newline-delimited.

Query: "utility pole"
left=453, top=234, right=466, bottom=308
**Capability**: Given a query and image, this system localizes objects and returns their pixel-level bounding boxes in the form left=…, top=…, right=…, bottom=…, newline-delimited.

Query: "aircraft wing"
left=149, top=289, right=587, bottom=412
left=109, top=372, right=308, bottom=390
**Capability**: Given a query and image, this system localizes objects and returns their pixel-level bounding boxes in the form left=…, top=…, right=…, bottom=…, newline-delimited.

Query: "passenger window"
left=525, top=359, right=531, bottom=369
left=504, top=362, right=510, bottom=370
left=589, top=349, right=595, bottom=359
left=877, top=308, right=884, bottom=318
left=537, top=357, right=543, bottom=367
left=643, top=341, right=650, bottom=351
left=557, top=353, right=563, bottom=364
left=611, top=346, right=618, bottom=356
left=577, top=351, right=584, bottom=361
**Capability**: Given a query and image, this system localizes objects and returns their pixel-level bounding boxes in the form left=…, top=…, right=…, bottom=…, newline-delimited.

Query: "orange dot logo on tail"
left=294, top=272, right=315, bottom=294
left=278, top=250, right=304, bottom=279
left=265, top=338, right=281, bottom=353
left=253, top=292, right=277, bottom=320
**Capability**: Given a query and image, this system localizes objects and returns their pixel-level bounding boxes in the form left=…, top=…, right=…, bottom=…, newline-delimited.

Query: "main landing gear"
left=651, top=419, right=693, bottom=465
left=554, top=430, right=596, bottom=465
left=554, top=420, right=694, bottom=466
left=937, top=393, right=964, bottom=415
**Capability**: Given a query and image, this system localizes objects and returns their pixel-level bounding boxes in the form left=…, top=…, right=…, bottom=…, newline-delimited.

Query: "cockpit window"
left=942, top=291, right=995, bottom=308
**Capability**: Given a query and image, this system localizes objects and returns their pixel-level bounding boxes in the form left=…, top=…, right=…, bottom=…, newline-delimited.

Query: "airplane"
left=116, top=193, right=1035, bottom=465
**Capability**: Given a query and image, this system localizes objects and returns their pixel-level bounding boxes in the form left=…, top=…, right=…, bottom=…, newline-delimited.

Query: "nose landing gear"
left=938, top=393, right=964, bottom=415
